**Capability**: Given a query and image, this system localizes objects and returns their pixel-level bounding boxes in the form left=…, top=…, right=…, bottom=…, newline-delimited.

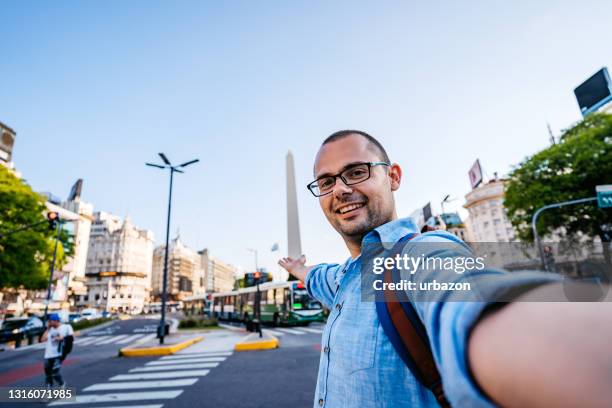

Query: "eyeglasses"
left=307, top=162, right=390, bottom=197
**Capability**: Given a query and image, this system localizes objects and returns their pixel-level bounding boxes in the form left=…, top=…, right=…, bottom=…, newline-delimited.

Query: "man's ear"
left=389, top=163, right=402, bottom=191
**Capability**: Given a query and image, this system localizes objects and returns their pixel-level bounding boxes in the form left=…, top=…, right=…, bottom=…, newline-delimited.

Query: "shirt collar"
left=363, top=216, right=419, bottom=246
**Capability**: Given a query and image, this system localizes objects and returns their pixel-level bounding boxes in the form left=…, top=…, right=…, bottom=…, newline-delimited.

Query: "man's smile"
left=334, top=201, right=366, bottom=216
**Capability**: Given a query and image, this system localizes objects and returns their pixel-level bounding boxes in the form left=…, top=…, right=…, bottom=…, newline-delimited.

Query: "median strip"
left=234, top=332, right=279, bottom=351
left=119, top=336, right=204, bottom=357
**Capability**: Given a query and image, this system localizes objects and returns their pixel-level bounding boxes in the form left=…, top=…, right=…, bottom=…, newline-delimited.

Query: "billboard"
left=574, top=67, right=612, bottom=116
left=0, top=122, right=16, bottom=164
left=468, top=159, right=483, bottom=189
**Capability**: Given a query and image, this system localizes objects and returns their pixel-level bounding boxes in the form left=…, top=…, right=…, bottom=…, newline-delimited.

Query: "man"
left=279, top=130, right=612, bottom=407
left=41, top=313, right=73, bottom=388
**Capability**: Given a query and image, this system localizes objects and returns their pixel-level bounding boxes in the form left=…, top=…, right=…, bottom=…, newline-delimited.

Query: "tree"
left=505, top=112, right=612, bottom=268
left=0, top=165, right=72, bottom=289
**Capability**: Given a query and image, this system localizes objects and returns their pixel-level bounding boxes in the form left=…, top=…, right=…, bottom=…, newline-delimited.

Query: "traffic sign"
left=596, top=185, right=612, bottom=208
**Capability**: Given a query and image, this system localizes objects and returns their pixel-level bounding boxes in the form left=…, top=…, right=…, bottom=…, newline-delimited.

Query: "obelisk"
left=286, top=151, right=303, bottom=260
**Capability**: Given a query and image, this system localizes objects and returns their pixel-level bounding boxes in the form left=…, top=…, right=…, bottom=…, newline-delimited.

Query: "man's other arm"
left=469, top=283, right=612, bottom=408
left=279, top=255, right=340, bottom=309
left=278, top=255, right=313, bottom=282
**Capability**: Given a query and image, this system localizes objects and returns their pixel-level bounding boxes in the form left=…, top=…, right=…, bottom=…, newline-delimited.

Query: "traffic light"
left=253, top=271, right=261, bottom=282
left=47, top=211, right=59, bottom=231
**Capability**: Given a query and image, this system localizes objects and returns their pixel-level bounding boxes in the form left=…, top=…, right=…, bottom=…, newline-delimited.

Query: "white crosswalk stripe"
left=147, top=357, right=226, bottom=366
left=83, top=378, right=198, bottom=391
left=96, top=334, right=131, bottom=345
left=295, top=327, right=323, bottom=334
left=276, top=328, right=305, bottom=335
left=115, top=334, right=145, bottom=344
left=130, top=363, right=219, bottom=372
left=160, top=352, right=232, bottom=360
left=86, top=336, right=113, bottom=345
left=75, top=336, right=100, bottom=345
left=110, top=370, right=211, bottom=381
left=263, top=329, right=284, bottom=336
left=48, top=390, right=183, bottom=406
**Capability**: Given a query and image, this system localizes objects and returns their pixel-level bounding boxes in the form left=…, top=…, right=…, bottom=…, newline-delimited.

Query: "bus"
left=185, top=281, right=326, bottom=326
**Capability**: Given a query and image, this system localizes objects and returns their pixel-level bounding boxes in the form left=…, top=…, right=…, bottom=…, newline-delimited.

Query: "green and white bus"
left=186, top=281, right=326, bottom=326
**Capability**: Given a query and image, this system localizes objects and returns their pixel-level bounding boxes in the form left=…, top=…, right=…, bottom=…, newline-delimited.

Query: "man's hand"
left=278, top=255, right=313, bottom=282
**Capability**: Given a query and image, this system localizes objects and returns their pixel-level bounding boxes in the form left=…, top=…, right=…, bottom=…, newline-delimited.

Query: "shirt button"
left=318, top=399, right=324, bottom=406
left=323, top=346, right=330, bottom=353
left=335, top=303, right=342, bottom=311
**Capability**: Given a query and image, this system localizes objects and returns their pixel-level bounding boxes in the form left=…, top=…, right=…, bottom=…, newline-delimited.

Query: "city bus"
left=185, top=281, right=326, bottom=326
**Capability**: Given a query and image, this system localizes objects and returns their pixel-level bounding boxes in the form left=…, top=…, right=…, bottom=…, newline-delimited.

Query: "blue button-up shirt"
left=306, top=217, right=560, bottom=408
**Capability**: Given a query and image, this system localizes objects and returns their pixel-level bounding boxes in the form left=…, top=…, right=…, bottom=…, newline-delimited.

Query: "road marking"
left=48, top=390, right=183, bottom=405
left=110, top=370, right=210, bottom=381
left=276, top=328, right=305, bottom=335
left=147, top=357, right=226, bottom=366
left=218, top=323, right=244, bottom=331
left=263, top=329, right=284, bottom=336
left=87, top=336, right=113, bottom=345
left=130, top=363, right=219, bottom=372
left=296, top=327, right=323, bottom=334
left=75, top=337, right=99, bottom=345
left=132, top=333, right=156, bottom=345
left=83, top=378, right=198, bottom=391
left=96, top=334, right=130, bottom=345
left=160, top=352, right=232, bottom=360
left=114, top=334, right=144, bottom=344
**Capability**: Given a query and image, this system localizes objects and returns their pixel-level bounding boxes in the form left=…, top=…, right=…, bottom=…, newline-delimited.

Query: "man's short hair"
left=322, top=130, right=390, bottom=164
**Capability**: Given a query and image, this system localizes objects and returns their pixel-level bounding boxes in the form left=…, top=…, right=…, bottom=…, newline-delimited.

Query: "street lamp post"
left=147, top=153, right=199, bottom=345
left=43, top=216, right=62, bottom=320
left=531, top=196, right=597, bottom=271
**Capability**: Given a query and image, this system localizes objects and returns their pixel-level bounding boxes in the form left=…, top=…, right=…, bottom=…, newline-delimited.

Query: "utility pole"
left=146, top=153, right=199, bottom=344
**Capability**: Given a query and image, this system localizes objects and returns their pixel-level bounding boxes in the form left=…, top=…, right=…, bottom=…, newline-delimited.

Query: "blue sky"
left=2, top=1, right=611, bottom=276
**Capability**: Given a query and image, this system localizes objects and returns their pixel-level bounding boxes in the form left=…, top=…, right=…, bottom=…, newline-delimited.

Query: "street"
left=0, top=318, right=322, bottom=408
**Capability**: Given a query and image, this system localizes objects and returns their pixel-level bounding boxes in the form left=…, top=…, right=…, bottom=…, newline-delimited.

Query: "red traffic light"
left=254, top=272, right=261, bottom=279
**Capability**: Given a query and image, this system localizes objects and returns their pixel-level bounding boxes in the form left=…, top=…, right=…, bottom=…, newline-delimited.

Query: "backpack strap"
left=375, top=233, right=451, bottom=407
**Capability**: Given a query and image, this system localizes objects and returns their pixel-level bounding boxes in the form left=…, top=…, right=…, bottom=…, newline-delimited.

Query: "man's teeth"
left=338, top=203, right=364, bottom=214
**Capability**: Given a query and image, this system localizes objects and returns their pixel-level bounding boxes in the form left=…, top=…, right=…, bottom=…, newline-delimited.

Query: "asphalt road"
left=0, top=318, right=323, bottom=408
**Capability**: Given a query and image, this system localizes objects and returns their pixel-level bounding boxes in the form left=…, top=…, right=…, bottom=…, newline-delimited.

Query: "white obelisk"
left=286, top=151, right=303, bottom=259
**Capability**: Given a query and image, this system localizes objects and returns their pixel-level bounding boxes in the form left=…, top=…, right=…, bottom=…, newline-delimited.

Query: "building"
left=151, top=236, right=205, bottom=301
left=79, top=212, right=154, bottom=314
left=199, top=249, right=237, bottom=293
left=463, top=179, right=517, bottom=242
left=151, top=241, right=238, bottom=300
left=439, top=212, right=471, bottom=242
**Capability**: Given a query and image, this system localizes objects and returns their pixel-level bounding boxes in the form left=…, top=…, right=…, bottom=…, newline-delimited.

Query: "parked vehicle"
left=0, top=316, right=45, bottom=347
left=68, top=313, right=85, bottom=324
left=81, top=309, right=102, bottom=320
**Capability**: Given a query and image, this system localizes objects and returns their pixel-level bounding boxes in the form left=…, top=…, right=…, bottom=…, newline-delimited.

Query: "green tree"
left=505, top=113, right=612, bottom=265
left=0, top=165, right=72, bottom=289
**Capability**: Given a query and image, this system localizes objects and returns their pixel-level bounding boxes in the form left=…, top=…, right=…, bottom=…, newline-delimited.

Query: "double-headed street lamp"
left=146, top=153, right=199, bottom=345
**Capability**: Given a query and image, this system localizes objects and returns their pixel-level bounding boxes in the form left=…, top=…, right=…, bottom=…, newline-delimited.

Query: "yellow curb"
left=234, top=333, right=279, bottom=351
left=119, top=336, right=204, bottom=357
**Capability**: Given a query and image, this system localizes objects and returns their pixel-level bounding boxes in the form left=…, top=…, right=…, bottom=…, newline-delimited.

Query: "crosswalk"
left=48, top=350, right=232, bottom=406
left=23, top=333, right=156, bottom=350
left=262, top=326, right=323, bottom=337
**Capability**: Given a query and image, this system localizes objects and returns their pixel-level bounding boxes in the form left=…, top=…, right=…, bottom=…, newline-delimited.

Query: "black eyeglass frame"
left=306, top=161, right=390, bottom=197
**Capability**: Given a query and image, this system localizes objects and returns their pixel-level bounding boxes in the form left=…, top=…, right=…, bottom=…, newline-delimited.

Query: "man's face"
left=313, top=134, right=401, bottom=241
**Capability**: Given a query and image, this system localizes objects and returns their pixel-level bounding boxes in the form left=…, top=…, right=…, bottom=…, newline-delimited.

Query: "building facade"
left=463, top=179, right=517, bottom=242
left=151, top=237, right=204, bottom=301
left=79, top=212, right=154, bottom=314
left=199, top=249, right=237, bottom=293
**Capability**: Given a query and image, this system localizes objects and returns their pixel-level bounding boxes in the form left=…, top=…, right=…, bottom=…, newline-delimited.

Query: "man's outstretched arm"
left=278, top=255, right=314, bottom=282
left=469, top=283, right=612, bottom=407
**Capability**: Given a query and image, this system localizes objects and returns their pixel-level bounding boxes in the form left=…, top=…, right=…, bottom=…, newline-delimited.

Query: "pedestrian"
left=41, top=313, right=73, bottom=388
left=279, top=130, right=612, bottom=407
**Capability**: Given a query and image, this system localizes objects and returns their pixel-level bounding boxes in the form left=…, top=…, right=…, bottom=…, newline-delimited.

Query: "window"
left=95, top=294, right=100, bottom=300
